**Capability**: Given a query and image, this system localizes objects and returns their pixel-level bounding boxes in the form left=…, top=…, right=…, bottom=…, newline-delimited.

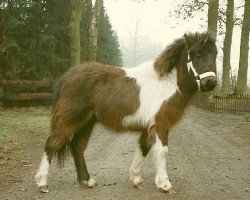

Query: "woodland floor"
left=0, top=106, right=249, bottom=200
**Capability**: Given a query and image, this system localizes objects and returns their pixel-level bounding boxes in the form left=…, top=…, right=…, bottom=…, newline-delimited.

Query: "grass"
left=0, top=107, right=51, bottom=187
left=0, top=107, right=50, bottom=144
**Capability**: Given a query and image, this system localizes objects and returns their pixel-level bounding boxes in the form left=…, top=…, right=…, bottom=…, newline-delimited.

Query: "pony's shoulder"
left=123, top=61, right=156, bottom=78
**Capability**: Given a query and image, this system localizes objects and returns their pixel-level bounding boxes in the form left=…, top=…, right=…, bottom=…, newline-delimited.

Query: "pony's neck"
left=153, top=37, right=198, bottom=102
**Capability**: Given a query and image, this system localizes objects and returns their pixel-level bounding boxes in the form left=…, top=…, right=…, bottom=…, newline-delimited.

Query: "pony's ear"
left=154, top=38, right=185, bottom=78
left=203, top=33, right=216, bottom=45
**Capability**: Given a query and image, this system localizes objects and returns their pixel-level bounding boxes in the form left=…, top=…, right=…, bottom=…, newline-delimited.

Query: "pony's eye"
left=189, top=52, right=195, bottom=58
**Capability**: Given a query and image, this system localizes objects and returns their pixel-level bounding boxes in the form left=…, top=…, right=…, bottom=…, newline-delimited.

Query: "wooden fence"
left=0, top=80, right=54, bottom=106
left=193, top=93, right=250, bottom=114
left=210, top=94, right=250, bottom=114
left=1, top=80, right=250, bottom=114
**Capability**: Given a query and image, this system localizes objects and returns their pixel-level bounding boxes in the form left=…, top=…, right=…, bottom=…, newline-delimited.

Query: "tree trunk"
left=236, top=0, right=250, bottom=94
left=87, top=0, right=103, bottom=61
left=69, top=0, right=83, bottom=66
left=222, top=0, right=234, bottom=94
left=207, top=0, right=219, bottom=39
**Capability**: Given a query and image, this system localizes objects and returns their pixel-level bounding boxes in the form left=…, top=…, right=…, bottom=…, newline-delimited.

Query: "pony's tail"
left=46, top=112, right=72, bottom=167
left=56, top=140, right=71, bottom=167
left=46, top=75, right=93, bottom=167
left=45, top=78, right=72, bottom=167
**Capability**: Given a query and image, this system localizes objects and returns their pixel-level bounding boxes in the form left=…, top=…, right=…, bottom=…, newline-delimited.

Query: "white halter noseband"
left=187, top=54, right=216, bottom=90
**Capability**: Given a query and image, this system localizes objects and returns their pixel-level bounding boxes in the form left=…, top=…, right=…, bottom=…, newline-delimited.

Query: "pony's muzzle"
left=200, top=76, right=217, bottom=92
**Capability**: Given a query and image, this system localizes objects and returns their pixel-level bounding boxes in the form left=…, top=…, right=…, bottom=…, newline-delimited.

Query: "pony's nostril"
left=201, top=78, right=217, bottom=87
left=200, top=78, right=217, bottom=92
left=206, top=79, right=217, bottom=89
left=209, top=79, right=217, bottom=86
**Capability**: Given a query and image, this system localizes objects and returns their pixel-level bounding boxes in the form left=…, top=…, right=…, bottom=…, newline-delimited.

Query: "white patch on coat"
left=153, top=135, right=172, bottom=191
left=122, top=61, right=179, bottom=128
left=35, top=153, right=50, bottom=187
left=129, top=148, right=144, bottom=186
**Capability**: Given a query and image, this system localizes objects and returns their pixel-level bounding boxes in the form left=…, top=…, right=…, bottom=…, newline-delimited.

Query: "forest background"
left=0, top=0, right=249, bottom=94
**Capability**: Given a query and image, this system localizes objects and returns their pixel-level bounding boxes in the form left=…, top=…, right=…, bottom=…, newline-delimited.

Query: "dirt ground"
left=0, top=107, right=249, bottom=200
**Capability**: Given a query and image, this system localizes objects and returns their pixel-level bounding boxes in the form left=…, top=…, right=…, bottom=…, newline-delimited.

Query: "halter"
left=187, top=54, right=216, bottom=90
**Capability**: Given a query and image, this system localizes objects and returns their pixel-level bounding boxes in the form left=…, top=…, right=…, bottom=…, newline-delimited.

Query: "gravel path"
left=1, top=107, right=250, bottom=200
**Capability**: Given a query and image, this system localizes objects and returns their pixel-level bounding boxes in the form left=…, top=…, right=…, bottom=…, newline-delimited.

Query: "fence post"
left=0, top=83, right=2, bottom=97
left=0, top=80, right=3, bottom=106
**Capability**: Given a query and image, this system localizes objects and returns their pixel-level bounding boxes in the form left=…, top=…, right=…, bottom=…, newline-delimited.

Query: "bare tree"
left=121, top=19, right=162, bottom=67
left=127, top=20, right=144, bottom=66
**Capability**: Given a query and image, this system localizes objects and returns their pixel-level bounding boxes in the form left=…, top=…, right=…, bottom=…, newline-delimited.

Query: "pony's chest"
left=122, top=76, right=179, bottom=128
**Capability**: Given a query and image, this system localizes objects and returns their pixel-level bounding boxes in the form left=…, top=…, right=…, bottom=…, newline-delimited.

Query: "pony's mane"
left=184, top=32, right=216, bottom=49
left=154, top=32, right=215, bottom=78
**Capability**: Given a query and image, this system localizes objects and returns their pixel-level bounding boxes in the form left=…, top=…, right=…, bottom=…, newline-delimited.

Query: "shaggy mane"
left=154, top=32, right=216, bottom=78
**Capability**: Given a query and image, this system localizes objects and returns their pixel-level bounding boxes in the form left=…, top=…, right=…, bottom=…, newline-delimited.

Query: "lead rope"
left=187, top=54, right=216, bottom=90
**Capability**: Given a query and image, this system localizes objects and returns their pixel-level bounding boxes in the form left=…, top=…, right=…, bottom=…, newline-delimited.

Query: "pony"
left=35, top=32, right=218, bottom=193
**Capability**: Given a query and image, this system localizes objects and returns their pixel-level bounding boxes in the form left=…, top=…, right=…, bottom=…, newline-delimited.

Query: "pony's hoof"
left=159, top=186, right=176, bottom=194
left=131, top=176, right=143, bottom=189
left=39, top=185, right=49, bottom=193
left=82, top=178, right=98, bottom=188
left=134, top=183, right=143, bottom=189
left=168, top=188, right=176, bottom=194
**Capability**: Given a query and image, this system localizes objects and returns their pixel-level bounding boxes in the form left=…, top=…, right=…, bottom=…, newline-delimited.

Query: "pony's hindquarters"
left=35, top=70, right=97, bottom=192
left=35, top=97, right=97, bottom=189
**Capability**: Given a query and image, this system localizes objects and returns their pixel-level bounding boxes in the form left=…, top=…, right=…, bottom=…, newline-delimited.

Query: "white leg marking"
left=129, top=148, right=145, bottom=188
left=83, top=178, right=98, bottom=188
left=153, top=135, right=173, bottom=192
left=35, top=153, right=50, bottom=190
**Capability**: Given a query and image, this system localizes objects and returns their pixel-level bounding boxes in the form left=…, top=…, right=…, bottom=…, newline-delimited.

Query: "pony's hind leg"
left=129, top=148, right=144, bottom=189
left=35, top=107, right=93, bottom=192
left=35, top=152, right=51, bottom=193
left=35, top=128, right=70, bottom=192
left=70, top=117, right=97, bottom=188
left=35, top=133, right=66, bottom=193
left=130, top=129, right=155, bottom=189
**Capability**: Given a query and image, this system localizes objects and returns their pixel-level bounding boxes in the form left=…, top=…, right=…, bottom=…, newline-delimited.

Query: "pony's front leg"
left=152, top=130, right=175, bottom=193
left=129, top=148, right=144, bottom=189
left=130, top=130, right=153, bottom=189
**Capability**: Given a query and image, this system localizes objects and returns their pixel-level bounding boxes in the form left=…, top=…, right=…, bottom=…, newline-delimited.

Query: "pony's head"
left=184, top=32, right=217, bottom=92
left=154, top=32, right=218, bottom=93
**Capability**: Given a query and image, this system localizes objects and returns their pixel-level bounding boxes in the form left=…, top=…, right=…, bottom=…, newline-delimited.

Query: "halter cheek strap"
left=187, top=54, right=216, bottom=90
